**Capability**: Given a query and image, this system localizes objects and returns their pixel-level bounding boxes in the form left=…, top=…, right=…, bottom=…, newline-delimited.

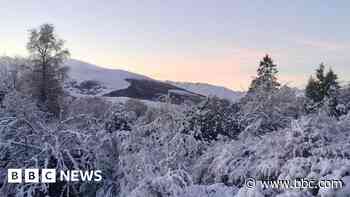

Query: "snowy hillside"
left=167, top=81, right=243, bottom=102
left=65, top=59, right=151, bottom=95
left=65, top=59, right=241, bottom=103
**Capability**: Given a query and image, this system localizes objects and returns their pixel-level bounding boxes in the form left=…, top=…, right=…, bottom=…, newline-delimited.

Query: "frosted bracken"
left=0, top=57, right=350, bottom=197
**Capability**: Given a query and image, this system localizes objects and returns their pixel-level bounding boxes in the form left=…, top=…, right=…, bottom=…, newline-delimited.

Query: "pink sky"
left=1, top=0, right=350, bottom=90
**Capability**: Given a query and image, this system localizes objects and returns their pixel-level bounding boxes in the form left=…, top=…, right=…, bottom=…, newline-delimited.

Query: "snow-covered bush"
left=183, top=97, right=241, bottom=141
left=0, top=90, right=46, bottom=121
left=239, top=85, right=305, bottom=137
left=331, top=85, right=350, bottom=116
left=182, top=183, right=238, bottom=197
left=129, top=170, right=192, bottom=197
left=95, top=132, right=124, bottom=197
left=104, top=103, right=136, bottom=133
left=78, top=80, right=106, bottom=95
left=124, top=99, right=148, bottom=118
left=67, top=96, right=113, bottom=119
left=0, top=110, right=112, bottom=196
left=0, top=56, right=29, bottom=92
left=305, top=84, right=350, bottom=118
left=191, top=111, right=350, bottom=196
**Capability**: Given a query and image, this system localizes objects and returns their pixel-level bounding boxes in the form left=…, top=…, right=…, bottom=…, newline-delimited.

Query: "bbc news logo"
left=8, top=169, right=102, bottom=183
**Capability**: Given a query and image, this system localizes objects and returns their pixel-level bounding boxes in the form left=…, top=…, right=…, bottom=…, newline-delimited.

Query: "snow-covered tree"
left=26, top=23, right=70, bottom=116
left=0, top=56, right=26, bottom=91
left=305, top=76, right=322, bottom=103
left=249, top=54, right=280, bottom=93
left=305, top=64, right=339, bottom=104
left=239, top=85, right=305, bottom=136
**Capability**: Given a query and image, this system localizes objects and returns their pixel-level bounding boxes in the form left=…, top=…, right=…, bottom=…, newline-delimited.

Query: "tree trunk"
left=41, top=61, right=47, bottom=102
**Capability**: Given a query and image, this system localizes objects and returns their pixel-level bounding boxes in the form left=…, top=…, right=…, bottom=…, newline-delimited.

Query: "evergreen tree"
left=249, top=54, right=280, bottom=92
left=26, top=24, right=70, bottom=116
left=305, top=64, right=339, bottom=103
left=325, top=84, right=340, bottom=117
left=305, top=77, right=323, bottom=103
left=315, top=63, right=325, bottom=87
left=324, top=69, right=341, bottom=117
left=324, top=69, right=340, bottom=96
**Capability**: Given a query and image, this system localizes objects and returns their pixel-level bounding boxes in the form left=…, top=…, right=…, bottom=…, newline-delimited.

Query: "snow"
left=167, top=81, right=243, bottom=102
left=65, top=60, right=243, bottom=101
left=168, top=89, right=198, bottom=96
left=65, top=59, right=151, bottom=95
left=182, top=183, right=238, bottom=197
left=3, top=56, right=350, bottom=197
left=104, top=96, right=177, bottom=109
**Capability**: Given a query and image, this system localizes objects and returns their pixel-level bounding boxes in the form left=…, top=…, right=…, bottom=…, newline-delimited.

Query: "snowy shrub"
left=66, top=79, right=107, bottom=95
left=78, top=80, right=106, bottom=95
left=275, top=191, right=313, bottom=197
left=166, top=132, right=207, bottom=171
left=0, top=90, right=46, bottom=121
left=191, top=111, right=350, bottom=196
left=1, top=121, right=68, bottom=195
left=182, top=183, right=238, bottom=197
left=142, top=107, right=162, bottom=124
left=0, top=56, right=29, bottom=92
left=125, top=99, right=148, bottom=118
left=239, top=85, right=304, bottom=137
left=329, top=86, right=350, bottom=117
left=95, top=132, right=124, bottom=197
left=0, top=109, right=108, bottom=196
left=129, top=170, right=192, bottom=197
left=67, top=96, right=113, bottom=119
left=305, top=84, right=350, bottom=118
left=79, top=80, right=101, bottom=90
left=105, top=103, right=137, bottom=133
left=183, top=97, right=241, bottom=141
left=278, top=157, right=313, bottom=180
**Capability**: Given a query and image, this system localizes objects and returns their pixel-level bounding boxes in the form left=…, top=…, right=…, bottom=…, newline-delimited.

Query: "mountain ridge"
left=65, top=59, right=242, bottom=102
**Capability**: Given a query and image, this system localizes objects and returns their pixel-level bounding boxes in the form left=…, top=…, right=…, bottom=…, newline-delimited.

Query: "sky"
left=1, top=0, right=350, bottom=90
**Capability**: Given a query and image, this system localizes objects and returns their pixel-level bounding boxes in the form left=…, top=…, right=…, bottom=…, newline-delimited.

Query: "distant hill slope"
left=104, top=79, right=204, bottom=104
left=167, top=81, right=243, bottom=102
left=65, top=59, right=150, bottom=95
left=65, top=59, right=204, bottom=103
left=64, top=59, right=240, bottom=103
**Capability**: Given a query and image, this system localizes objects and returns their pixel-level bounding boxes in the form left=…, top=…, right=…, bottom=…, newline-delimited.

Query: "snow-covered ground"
left=1, top=56, right=350, bottom=197
left=104, top=96, right=178, bottom=109
left=65, top=59, right=151, bottom=95
left=167, top=81, right=243, bottom=102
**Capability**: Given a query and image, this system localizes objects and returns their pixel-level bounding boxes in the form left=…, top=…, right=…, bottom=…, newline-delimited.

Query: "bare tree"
left=26, top=23, right=70, bottom=115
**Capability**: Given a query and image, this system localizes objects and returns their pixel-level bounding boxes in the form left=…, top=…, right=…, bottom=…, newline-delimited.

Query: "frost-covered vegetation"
left=0, top=24, right=350, bottom=197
